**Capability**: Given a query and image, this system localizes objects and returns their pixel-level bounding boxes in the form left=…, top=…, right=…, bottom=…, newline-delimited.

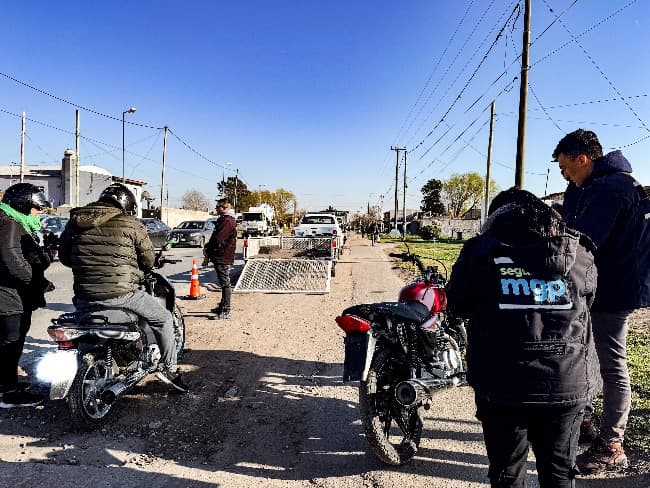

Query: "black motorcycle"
left=336, top=251, right=467, bottom=465
left=40, top=252, right=185, bottom=430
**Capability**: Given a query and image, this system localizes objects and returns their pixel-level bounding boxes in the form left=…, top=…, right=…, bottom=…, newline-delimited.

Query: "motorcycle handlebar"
left=388, top=251, right=446, bottom=283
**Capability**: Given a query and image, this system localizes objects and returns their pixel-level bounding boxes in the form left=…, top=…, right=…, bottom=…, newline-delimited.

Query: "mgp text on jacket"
left=446, top=191, right=601, bottom=406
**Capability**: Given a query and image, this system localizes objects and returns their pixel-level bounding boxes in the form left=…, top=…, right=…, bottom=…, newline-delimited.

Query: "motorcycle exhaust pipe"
left=99, top=369, right=151, bottom=405
left=395, top=377, right=461, bottom=407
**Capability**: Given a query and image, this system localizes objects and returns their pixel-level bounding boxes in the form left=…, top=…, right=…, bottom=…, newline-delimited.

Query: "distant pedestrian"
left=553, top=129, right=647, bottom=473
left=205, top=198, right=237, bottom=320
left=0, top=183, right=53, bottom=408
left=447, top=188, right=600, bottom=488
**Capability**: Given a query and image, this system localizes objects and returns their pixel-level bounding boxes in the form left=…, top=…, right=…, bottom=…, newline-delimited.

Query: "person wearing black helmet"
left=59, top=183, right=188, bottom=392
left=0, top=183, right=53, bottom=408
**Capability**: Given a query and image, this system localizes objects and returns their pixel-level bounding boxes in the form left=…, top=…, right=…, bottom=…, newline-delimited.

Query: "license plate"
left=343, top=332, right=371, bottom=382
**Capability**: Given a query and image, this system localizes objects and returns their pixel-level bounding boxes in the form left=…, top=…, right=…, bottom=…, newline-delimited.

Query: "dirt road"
left=1, top=236, right=647, bottom=487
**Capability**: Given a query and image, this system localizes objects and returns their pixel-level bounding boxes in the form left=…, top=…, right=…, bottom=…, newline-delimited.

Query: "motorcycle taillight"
left=57, top=341, right=75, bottom=350
left=335, top=314, right=371, bottom=333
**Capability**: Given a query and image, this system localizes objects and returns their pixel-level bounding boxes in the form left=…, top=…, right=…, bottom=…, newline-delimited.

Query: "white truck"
left=241, top=204, right=276, bottom=236
left=292, top=213, right=342, bottom=237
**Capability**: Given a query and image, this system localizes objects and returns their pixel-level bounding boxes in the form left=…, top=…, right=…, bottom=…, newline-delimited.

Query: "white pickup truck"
left=292, top=213, right=342, bottom=237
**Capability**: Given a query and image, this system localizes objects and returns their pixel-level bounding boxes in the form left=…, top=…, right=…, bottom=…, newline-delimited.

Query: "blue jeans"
left=73, top=290, right=177, bottom=370
left=583, top=310, right=632, bottom=443
left=476, top=395, right=584, bottom=488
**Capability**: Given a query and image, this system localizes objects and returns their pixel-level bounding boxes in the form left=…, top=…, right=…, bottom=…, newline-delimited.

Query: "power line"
left=531, top=0, right=580, bottom=45
left=391, top=0, right=476, bottom=146
left=0, top=71, right=164, bottom=129
left=406, top=0, right=515, bottom=151
left=528, top=83, right=564, bottom=133
left=167, top=128, right=231, bottom=171
left=542, top=0, right=650, bottom=133
left=532, top=0, right=639, bottom=67
left=409, top=3, right=521, bottom=155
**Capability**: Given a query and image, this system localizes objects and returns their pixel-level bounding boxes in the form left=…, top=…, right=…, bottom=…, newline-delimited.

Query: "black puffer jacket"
left=59, top=202, right=154, bottom=300
left=447, top=190, right=601, bottom=406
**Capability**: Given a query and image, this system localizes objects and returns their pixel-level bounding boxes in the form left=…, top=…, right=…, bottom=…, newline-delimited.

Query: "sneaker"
left=0, top=389, right=45, bottom=408
left=216, top=310, right=232, bottom=320
left=579, top=420, right=598, bottom=444
left=576, top=437, right=629, bottom=474
left=210, top=305, right=223, bottom=314
left=156, top=369, right=189, bottom=393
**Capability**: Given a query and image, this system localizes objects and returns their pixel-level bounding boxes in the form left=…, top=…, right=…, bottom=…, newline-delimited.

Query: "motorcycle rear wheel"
left=68, top=353, right=114, bottom=431
left=359, top=348, right=423, bottom=465
left=173, top=304, right=186, bottom=359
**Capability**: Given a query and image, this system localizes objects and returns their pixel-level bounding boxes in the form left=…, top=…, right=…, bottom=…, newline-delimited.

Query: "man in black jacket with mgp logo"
left=447, top=188, right=600, bottom=488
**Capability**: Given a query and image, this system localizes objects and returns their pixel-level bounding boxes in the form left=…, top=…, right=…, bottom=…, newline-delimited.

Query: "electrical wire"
left=409, top=3, right=521, bottom=155
left=542, top=0, right=650, bottom=133
left=391, top=0, right=476, bottom=146
left=0, top=71, right=164, bottom=129
left=532, top=0, right=639, bottom=67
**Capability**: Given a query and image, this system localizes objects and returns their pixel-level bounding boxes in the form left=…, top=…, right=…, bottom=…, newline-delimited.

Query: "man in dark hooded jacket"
left=447, top=188, right=600, bottom=488
left=59, top=183, right=188, bottom=392
left=0, top=183, right=53, bottom=408
left=553, top=129, right=646, bottom=473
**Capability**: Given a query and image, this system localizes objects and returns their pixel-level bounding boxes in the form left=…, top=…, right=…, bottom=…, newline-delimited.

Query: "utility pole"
left=234, top=168, right=239, bottom=211
left=160, top=126, right=168, bottom=220
left=19, top=112, right=25, bottom=183
left=402, top=150, right=408, bottom=238
left=544, top=167, right=550, bottom=196
left=390, top=146, right=405, bottom=231
left=75, top=110, right=80, bottom=207
left=484, top=101, right=495, bottom=225
left=515, top=0, right=531, bottom=189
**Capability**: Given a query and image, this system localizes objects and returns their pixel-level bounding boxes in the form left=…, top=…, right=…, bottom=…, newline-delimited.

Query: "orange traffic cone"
left=184, top=259, right=204, bottom=300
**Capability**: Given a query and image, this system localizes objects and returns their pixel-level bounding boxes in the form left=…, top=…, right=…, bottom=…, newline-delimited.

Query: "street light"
left=222, top=162, right=232, bottom=199
left=122, top=107, right=137, bottom=182
left=258, top=184, right=266, bottom=206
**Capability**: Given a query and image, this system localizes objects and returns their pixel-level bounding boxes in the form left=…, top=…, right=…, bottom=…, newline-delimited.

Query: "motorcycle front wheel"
left=68, top=353, right=114, bottom=431
left=359, top=348, right=423, bottom=465
left=173, top=304, right=186, bottom=359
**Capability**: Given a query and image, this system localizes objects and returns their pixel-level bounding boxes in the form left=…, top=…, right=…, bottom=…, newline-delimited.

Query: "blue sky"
left=1, top=1, right=648, bottom=214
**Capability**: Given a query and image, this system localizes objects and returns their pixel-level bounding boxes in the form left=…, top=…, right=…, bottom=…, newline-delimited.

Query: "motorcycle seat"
left=55, top=309, right=139, bottom=327
left=342, top=301, right=430, bottom=324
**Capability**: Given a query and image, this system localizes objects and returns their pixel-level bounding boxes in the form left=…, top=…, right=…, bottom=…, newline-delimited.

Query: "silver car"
left=168, top=220, right=214, bottom=248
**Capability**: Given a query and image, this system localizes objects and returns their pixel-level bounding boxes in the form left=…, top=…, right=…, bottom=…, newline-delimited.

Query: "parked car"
left=37, top=215, right=70, bottom=261
left=168, top=220, right=214, bottom=248
left=139, top=218, right=171, bottom=250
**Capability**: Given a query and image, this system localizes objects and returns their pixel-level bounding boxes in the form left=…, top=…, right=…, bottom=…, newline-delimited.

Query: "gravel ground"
left=0, top=235, right=648, bottom=487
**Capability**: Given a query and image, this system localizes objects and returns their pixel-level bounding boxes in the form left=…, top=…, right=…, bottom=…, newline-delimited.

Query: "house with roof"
left=0, top=149, right=147, bottom=217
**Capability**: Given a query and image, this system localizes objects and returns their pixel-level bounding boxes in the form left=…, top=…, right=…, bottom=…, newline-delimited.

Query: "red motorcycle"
left=336, top=250, right=467, bottom=465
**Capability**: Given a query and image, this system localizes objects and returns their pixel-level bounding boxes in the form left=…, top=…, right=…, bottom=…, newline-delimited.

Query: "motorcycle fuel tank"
left=398, top=280, right=447, bottom=315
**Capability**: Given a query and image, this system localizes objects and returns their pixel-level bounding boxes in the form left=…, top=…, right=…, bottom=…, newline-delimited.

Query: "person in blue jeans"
left=553, top=129, right=647, bottom=473
left=447, top=188, right=600, bottom=487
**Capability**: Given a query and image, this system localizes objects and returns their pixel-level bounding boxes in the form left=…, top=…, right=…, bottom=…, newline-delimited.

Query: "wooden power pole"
left=402, top=150, right=407, bottom=237
left=515, top=0, right=531, bottom=189
left=75, top=110, right=80, bottom=207
left=20, top=112, right=25, bottom=183
left=484, top=101, right=495, bottom=224
left=160, top=126, right=168, bottom=219
left=390, top=146, right=405, bottom=230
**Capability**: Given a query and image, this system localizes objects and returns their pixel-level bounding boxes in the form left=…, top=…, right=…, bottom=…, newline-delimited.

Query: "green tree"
left=217, top=176, right=251, bottom=212
left=443, top=172, right=489, bottom=218
left=420, top=178, right=446, bottom=215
